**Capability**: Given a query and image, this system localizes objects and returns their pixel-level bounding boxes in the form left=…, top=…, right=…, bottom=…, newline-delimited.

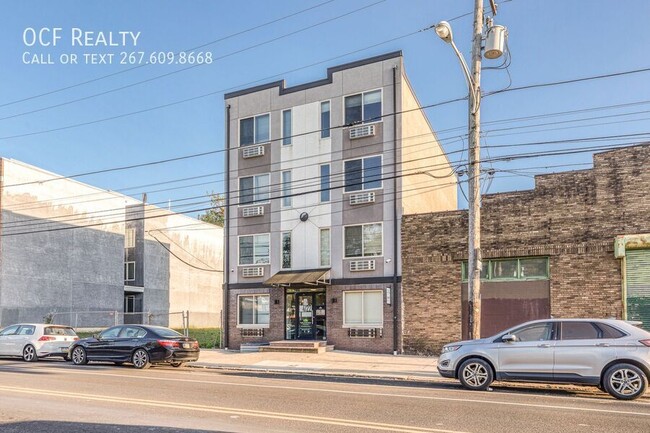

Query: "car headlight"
left=441, top=345, right=462, bottom=354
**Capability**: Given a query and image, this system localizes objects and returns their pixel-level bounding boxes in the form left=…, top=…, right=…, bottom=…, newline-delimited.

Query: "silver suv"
left=437, top=319, right=650, bottom=400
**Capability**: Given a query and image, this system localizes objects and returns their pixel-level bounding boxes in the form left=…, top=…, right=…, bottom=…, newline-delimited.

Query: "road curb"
left=186, top=363, right=442, bottom=382
left=185, top=363, right=650, bottom=400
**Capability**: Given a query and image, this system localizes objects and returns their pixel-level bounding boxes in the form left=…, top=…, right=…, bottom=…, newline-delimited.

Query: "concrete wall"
left=0, top=159, right=135, bottom=327
left=401, top=144, right=650, bottom=354
left=400, top=73, right=457, bottom=214
left=144, top=207, right=223, bottom=328
left=0, top=159, right=223, bottom=329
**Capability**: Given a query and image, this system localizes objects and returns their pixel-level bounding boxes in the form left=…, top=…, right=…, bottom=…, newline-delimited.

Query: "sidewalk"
left=189, top=349, right=440, bottom=381
left=187, top=349, right=650, bottom=399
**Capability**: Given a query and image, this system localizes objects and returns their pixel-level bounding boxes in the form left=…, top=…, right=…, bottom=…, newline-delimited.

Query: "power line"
left=0, top=1, right=386, bottom=122
left=148, top=231, right=222, bottom=273
left=1, top=129, right=463, bottom=213
left=7, top=90, right=650, bottom=219
left=486, top=67, right=650, bottom=97
left=0, top=0, right=337, bottom=109
left=0, top=27, right=428, bottom=142
left=4, top=122, right=649, bottom=220
left=2, top=148, right=460, bottom=230
left=3, top=141, right=648, bottom=236
left=0, top=94, right=467, bottom=187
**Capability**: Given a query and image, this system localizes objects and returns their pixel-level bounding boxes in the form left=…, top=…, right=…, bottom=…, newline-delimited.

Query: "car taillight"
left=158, top=340, right=181, bottom=349
left=73, top=337, right=79, bottom=340
left=640, top=339, right=650, bottom=347
left=192, top=341, right=199, bottom=349
left=38, top=336, right=55, bottom=341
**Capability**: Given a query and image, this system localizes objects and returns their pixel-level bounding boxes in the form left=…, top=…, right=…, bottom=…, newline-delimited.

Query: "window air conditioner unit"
left=349, top=192, right=375, bottom=205
left=242, top=206, right=264, bottom=217
left=349, top=260, right=376, bottom=271
left=242, top=145, right=265, bottom=159
left=242, top=267, right=264, bottom=278
left=349, top=124, right=376, bottom=139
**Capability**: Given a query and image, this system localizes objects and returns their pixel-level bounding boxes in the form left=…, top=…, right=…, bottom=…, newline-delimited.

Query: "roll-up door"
left=626, top=249, right=650, bottom=331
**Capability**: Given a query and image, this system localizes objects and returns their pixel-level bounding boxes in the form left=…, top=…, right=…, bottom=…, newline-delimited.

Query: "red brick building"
left=401, top=145, right=650, bottom=354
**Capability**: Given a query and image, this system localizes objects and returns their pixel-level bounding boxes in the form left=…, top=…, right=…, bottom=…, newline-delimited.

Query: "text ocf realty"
left=23, top=27, right=141, bottom=47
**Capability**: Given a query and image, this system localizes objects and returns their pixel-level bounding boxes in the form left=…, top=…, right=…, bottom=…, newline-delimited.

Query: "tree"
left=198, top=193, right=225, bottom=227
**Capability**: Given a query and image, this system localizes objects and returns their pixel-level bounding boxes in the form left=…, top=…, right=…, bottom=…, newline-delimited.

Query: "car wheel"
left=604, top=363, right=648, bottom=400
left=458, top=358, right=494, bottom=391
left=170, top=362, right=185, bottom=368
left=131, top=349, right=151, bottom=369
left=22, top=344, right=37, bottom=362
left=71, top=346, right=88, bottom=365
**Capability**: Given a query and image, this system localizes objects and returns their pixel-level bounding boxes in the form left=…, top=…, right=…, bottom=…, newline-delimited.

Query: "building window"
left=239, top=174, right=270, bottom=205
left=320, top=164, right=330, bottom=202
left=125, top=228, right=135, bottom=249
left=124, top=261, right=135, bottom=281
left=240, top=114, right=270, bottom=146
left=282, top=232, right=291, bottom=269
left=239, top=234, right=270, bottom=265
left=282, top=109, right=292, bottom=145
left=461, top=257, right=549, bottom=281
left=320, top=228, right=330, bottom=267
left=344, top=155, right=382, bottom=192
left=281, top=170, right=292, bottom=207
left=344, top=90, right=381, bottom=125
left=343, top=290, right=383, bottom=327
left=344, top=223, right=382, bottom=258
left=238, top=294, right=270, bottom=327
left=320, top=101, right=330, bottom=138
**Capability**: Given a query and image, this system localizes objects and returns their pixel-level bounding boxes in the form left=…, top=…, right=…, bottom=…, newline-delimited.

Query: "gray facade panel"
left=142, top=238, right=170, bottom=314
left=341, top=62, right=384, bottom=96
left=0, top=210, right=125, bottom=326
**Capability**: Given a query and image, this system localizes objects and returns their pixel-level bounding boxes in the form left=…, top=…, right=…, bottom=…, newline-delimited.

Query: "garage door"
left=626, top=249, right=650, bottom=331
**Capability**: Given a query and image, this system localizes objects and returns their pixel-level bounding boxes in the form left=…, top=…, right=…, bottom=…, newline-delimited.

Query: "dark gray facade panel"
left=224, top=51, right=402, bottom=100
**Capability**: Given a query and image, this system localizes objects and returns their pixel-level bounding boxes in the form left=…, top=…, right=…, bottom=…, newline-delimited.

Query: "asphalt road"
left=0, top=359, right=649, bottom=433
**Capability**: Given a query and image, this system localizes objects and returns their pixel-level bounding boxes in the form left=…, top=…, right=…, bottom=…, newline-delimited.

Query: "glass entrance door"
left=286, top=290, right=327, bottom=340
left=297, top=294, right=314, bottom=339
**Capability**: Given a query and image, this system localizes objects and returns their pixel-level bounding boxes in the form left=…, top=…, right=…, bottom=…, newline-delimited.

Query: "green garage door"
left=626, top=249, right=650, bottom=331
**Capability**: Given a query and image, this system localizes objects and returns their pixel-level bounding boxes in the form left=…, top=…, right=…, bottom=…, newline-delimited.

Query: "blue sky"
left=1, top=0, right=649, bottom=215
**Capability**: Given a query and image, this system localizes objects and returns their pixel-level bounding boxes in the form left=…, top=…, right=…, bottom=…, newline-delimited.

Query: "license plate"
left=183, top=343, right=190, bottom=349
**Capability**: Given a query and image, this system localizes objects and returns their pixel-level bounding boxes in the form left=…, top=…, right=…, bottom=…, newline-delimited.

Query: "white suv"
left=438, top=319, right=650, bottom=400
left=0, top=323, right=79, bottom=362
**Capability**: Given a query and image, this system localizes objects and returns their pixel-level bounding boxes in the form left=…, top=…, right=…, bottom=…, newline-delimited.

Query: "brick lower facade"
left=401, top=144, right=650, bottom=355
left=227, top=283, right=399, bottom=354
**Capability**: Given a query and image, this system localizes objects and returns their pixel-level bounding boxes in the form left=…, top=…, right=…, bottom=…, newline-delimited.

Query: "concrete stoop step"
left=258, top=340, right=334, bottom=354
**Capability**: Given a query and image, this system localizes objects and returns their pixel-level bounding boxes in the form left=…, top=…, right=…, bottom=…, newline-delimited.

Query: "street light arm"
left=449, top=40, right=475, bottom=94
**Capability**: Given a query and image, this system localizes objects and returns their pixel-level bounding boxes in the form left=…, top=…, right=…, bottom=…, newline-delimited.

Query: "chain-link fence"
left=49, top=310, right=191, bottom=335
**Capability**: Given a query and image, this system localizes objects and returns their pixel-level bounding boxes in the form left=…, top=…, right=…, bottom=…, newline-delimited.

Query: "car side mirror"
left=502, top=334, right=517, bottom=343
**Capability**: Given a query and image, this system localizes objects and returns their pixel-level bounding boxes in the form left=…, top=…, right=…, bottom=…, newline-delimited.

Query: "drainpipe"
left=392, top=65, right=399, bottom=355
left=223, top=104, right=231, bottom=349
left=621, top=255, right=627, bottom=320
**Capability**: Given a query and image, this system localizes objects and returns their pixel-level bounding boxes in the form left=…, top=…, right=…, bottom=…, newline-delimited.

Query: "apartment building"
left=223, top=51, right=456, bottom=353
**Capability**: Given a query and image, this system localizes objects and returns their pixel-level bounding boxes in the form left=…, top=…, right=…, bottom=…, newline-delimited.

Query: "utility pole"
left=468, top=0, right=484, bottom=340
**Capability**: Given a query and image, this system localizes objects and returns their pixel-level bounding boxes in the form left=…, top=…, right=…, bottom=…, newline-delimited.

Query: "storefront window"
left=238, top=295, right=269, bottom=326
left=461, top=257, right=549, bottom=281
left=343, top=290, right=383, bottom=327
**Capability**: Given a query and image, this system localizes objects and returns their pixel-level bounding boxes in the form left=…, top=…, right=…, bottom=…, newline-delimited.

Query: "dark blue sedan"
left=69, top=325, right=200, bottom=369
